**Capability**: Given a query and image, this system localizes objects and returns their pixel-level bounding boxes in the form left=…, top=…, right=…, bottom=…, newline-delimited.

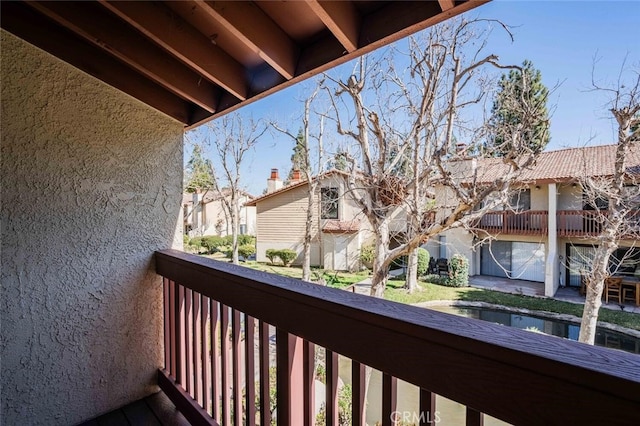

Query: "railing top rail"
left=156, top=249, right=640, bottom=424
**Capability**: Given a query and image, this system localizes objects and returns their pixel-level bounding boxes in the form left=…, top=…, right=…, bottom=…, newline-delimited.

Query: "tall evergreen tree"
left=184, top=144, right=215, bottom=193
left=487, top=60, right=550, bottom=156
left=286, top=129, right=306, bottom=181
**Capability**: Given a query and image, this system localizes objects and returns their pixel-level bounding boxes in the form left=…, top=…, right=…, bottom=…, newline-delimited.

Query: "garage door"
left=511, top=242, right=545, bottom=282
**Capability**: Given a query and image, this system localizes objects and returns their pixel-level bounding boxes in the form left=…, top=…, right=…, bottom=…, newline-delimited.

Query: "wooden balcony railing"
left=557, top=209, right=640, bottom=237
left=155, top=249, right=640, bottom=426
left=475, top=210, right=549, bottom=235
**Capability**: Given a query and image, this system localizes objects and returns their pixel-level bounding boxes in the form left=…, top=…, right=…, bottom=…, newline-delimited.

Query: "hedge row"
left=265, top=248, right=297, bottom=266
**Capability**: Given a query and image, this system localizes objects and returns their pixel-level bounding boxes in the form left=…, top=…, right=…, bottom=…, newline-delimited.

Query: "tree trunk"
left=231, top=196, right=240, bottom=265
left=370, top=221, right=390, bottom=297
left=302, top=183, right=315, bottom=282
left=405, top=247, right=419, bottom=293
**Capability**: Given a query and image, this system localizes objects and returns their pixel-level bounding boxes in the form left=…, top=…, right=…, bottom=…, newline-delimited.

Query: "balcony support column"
left=545, top=183, right=559, bottom=296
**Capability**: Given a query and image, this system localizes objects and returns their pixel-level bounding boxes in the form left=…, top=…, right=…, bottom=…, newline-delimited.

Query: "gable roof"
left=183, top=188, right=255, bottom=206
left=466, top=144, right=640, bottom=184
left=245, top=169, right=349, bottom=206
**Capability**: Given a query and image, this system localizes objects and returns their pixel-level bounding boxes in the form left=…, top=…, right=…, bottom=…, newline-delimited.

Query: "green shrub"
left=183, top=234, right=190, bottom=246
left=359, top=244, right=375, bottom=267
left=448, top=254, right=469, bottom=287
left=190, top=236, right=204, bottom=248
left=265, top=249, right=278, bottom=265
left=222, top=235, right=234, bottom=246
left=238, top=244, right=256, bottom=260
left=201, top=235, right=225, bottom=253
left=423, top=274, right=449, bottom=286
left=417, top=247, right=430, bottom=276
left=237, top=234, right=256, bottom=246
left=277, top=249, right=297, bottom=266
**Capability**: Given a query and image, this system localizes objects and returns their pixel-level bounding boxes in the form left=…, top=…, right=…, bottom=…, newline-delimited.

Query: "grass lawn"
left=385, top=281, right=640, bottom=331
left=241, top=261, right=369, bottom=289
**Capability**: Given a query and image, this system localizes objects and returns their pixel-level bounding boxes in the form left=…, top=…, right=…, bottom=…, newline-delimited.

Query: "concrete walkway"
left=354, top=272, right=640, bottom=314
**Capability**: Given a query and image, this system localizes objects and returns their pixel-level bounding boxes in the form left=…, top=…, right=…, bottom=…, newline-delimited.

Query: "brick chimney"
left=267, top=168, right=283, bottom=192
left=291, top=169, right=301, bottom=183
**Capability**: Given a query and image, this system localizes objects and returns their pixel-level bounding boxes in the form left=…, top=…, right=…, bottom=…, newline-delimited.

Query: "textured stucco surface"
left=1, top=31, right=183, bottom=425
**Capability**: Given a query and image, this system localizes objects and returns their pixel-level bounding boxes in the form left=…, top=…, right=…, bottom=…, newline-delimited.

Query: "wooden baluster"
left=245, top=315, right=256, bottom=426
left=232, top=309, right=242, bottom=426
left=303, top=341, right=315, bottom=426
left=466, top=407, right=484, bottom=426
left=193, top=291, right=202, bottom=404
left=420, top=389, right=436, bottom=426
left=382, top=374, right=398, bottom=426
left=276, top=330, right=304, bottom=425
left=201, top=295, right=211, bottom=414
left=259, top=321, right=271, bottom=426
left=176, top=284, right=185, bottom=386
left=352, top=361, right=366, bottom=426
left=210, top=300, right=221, bottom=421
left=221, top=304, right=231, bottom=426
left=185, top=288, right=193, bottom=396
left=168, top=280, right=176, bottom=378
left=325, top=350, right=339, bottom=426
left=163, top=278, right=170, bottom=372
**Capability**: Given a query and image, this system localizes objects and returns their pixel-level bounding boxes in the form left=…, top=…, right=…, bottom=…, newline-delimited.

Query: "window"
left=321, top=187, right=339, bottom=219
left=508, top=189, right=531, bottom=212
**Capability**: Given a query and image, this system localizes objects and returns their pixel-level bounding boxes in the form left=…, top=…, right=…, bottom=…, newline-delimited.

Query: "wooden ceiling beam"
left=438, top=0, right=456, bottom=11
left=27, top=1, right=219, bottom=114
left=99, top=1, right=247, bottom=101
left=0, top=1, right=196, bottom=125
left=193, top=1, right=298, bottom=80
left=305, top=0, right=360, bottom=53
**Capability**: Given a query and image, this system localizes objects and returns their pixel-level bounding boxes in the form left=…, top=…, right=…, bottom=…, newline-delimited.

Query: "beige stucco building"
left=246, top=169, right=375, bottom=271
left=184, top=189, right=256, bottom=237
left=424, top=145, right=640, bottom=297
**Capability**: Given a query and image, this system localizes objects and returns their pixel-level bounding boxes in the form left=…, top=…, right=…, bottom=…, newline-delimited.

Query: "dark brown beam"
left=193, top=1, right=298, bottom=80
left=0, top=1, right=196, bottom=125
left=99, top=1, right=247, bottom=101
left=361, top=1, right=490, bottom=49
left=28, top=1, right=219, bottom=113
left=438, top=0, right=456, bottom=11
left=306, top=0, right=361, bottom=53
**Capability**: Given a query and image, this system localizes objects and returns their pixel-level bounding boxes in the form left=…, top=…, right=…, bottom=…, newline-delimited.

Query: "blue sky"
left=187, top=1, right=640, bottom=195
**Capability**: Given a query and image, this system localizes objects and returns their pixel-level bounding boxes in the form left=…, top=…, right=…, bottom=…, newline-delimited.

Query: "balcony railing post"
left=352, top=361, right=366, bottom=426
left=276, top=330, right=305, bottom=425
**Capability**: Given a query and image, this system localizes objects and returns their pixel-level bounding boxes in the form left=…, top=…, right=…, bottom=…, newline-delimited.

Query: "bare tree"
left=325, top=17, right=545, bottom=297
left=272, top=84, right=327, bottom=281
left=205, top=113, right=267, bottom=265
left=578, top=65, right=640, bottom=344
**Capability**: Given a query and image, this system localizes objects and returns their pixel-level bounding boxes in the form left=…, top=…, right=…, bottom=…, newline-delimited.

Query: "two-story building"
left=246, top=169, right=375, bottom=271
left=426, top=144, right=640, bottom=297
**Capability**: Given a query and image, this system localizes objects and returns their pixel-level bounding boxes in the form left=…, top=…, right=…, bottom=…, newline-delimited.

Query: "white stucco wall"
left=1, top=31, right=184, bottom=425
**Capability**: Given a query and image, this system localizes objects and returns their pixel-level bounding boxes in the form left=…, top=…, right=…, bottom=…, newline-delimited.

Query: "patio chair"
left=604, top=277, right=623, bottom=304
left=437, top=258, right=449, bottom=277
left=622, top=284, right=636, bottom=304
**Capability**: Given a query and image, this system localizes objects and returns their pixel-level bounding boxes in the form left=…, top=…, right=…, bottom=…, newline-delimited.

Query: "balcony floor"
left=77, top=391, right=189, bottom=426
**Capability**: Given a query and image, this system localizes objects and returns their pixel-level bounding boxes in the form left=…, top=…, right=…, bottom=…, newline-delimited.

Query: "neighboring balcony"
left=557, top=210, right=640, bottom=237
left=154, top=249, right=640, bottom=426
left=475, top=210, right=639, bottom=238
left=475, top=210, right=549, bottom=236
